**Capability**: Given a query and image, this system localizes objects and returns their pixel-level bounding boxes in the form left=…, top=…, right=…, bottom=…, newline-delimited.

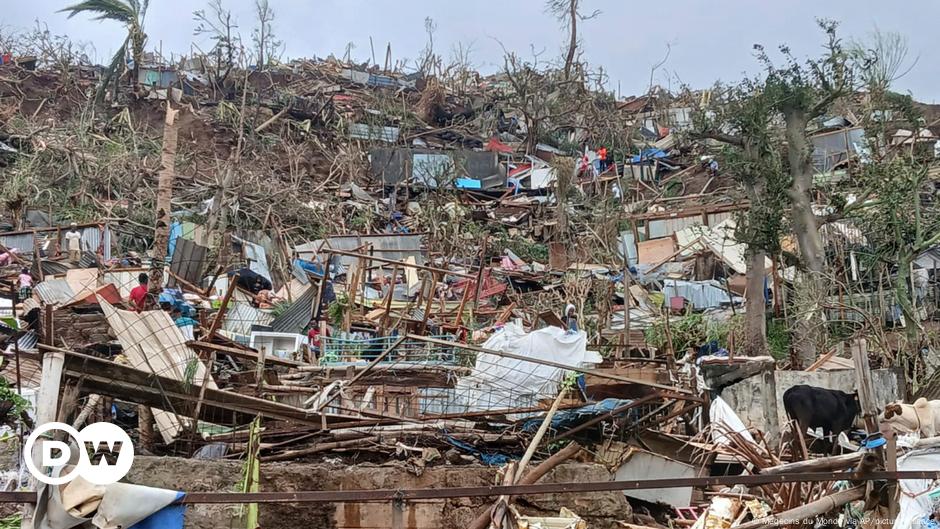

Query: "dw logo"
left=24, top=422, right=135, bottom=485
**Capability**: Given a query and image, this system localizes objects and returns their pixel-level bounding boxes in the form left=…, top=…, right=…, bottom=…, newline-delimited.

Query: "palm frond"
left=59, top=0, right=136, bottom=24
left=95, top=36, right=129, bottom=103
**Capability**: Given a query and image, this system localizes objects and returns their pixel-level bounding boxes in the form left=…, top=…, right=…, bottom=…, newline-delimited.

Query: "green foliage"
left=766, top=318, right=790, bottom=360
left=0, top=514, right=22, bottom=529
left=327, top=293, right=349, bottom=327
left=643, top=312, right=731, bottom=356
left=493, top=230, right=549, bottom=263
left=181, top=357, right=199, bottom=393
left=0, top=379, right=30, bottom=419
left=349, top=209, right=376, bottom=232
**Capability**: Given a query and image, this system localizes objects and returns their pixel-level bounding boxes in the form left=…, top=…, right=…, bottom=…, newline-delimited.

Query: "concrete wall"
left=128, top=456, right=632, bottom=529
left=774, top=368, right=904, bottom=433
left=719, top=368, right=905, bottom=445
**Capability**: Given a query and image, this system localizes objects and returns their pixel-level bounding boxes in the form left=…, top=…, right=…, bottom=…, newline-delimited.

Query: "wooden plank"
left=59, top=349, right=354, bottom=427
left=637, top=237, right=677, bottom=265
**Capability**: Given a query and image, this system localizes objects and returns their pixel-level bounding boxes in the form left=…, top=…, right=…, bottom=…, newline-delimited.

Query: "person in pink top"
left=18, top=268, right=33, bottom=301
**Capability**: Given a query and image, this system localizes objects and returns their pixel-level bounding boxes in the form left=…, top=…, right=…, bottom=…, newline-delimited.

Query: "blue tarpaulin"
left=455, top=178, right=482, bottom=189
left=129, top=491, right=187, bottom=529
left=443, top=434, right=516, bottom=466
left=521, top=398, right=638, bottom=433
left=630, top=148, right=668, bottom=164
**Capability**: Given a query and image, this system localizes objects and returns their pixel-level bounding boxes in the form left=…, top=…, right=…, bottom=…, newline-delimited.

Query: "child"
left=18, top=268, right=33, bottom=301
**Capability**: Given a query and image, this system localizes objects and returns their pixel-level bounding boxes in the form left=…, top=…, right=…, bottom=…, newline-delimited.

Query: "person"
left=564, top=303, right=578, bottom=334
left=597, top=146, right=609, bottom=173
left=171, top=307, right=198, bottom=340
left=65, top=223, right=83, bottom=263
left=18, top=268, right=33, bottom=301
left=129, top=273, right=149, bottom=312
left=307, top=322, right=330, bottom=362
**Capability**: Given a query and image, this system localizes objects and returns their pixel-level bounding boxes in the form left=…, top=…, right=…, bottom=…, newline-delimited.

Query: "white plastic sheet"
left=893, top=449, right=940, bottom=529
left=37, top=472, right=180, bottom=529
left=455, top=323, right=601, bottom=411
left=710, top=396, right=757, bottom=446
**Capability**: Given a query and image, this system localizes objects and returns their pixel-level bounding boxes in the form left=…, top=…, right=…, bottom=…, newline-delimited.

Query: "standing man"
left=65, top=223, right=83, bottom=263
left=129, top=273, right=149, bottom=312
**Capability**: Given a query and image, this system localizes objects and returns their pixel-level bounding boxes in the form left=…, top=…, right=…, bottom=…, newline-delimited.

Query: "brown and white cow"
left=880, top=398, right=940, bottom=437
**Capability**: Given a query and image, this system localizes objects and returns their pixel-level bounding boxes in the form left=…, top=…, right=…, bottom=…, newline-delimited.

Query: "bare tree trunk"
left=552, top=157, right=575, bottom=242
left=745, top=250, right=768, bottom=356
left=563, top=0, right=578, bottom=80
left=150, top=104, right=180, bottom=291
left=784, top=107, right=825, bottom=367
left=138, top=405, right=155, bottom=452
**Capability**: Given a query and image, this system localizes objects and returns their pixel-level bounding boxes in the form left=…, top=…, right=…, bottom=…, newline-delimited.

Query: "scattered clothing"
left=0, top=249, right=18, bottom=266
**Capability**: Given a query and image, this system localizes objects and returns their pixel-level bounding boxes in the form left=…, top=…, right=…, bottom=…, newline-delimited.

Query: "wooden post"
left=379, top=265, right=400, bottom=334
left=32, top=230, right=44, bottom=282
left=255, top=346, right=267, bottom=397
left=313, top=255, right=333, bottom=322
left=419, top=272, right=439, bottom=334
left=852, top=338, right=879, bottom=433
left=622, top=248, right=631, bottom=356
left=472, top=237, right=487, bottom=313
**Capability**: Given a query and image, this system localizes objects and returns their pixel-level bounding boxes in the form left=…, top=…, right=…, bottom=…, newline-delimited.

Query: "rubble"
left=1, top=9, right=939, bottom=529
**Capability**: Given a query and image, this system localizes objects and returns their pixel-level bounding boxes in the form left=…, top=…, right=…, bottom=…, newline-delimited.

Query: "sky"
left=5, top=0, right=940, bottom=102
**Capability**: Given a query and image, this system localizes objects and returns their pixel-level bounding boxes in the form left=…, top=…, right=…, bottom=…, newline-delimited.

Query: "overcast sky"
left=5, top=0, right=939, bottom=102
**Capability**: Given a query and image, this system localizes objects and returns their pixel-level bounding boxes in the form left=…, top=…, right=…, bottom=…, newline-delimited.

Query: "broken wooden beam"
left=757, top=451, right=864, bottom=475
left=733, top=487, right=865, bottom=529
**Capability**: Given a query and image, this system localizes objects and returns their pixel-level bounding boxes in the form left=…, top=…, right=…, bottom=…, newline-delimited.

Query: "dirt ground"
left=127, top=456, right=632, bottom=529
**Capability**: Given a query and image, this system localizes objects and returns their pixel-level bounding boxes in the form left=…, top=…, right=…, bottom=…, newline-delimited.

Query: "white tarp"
left=454, top=323, right=601, bottom=411
left=710, top=396, right=756, bottom=446
left=38, top=471, right=181, bottom=529
left=893, top=449, right=940, bottom=529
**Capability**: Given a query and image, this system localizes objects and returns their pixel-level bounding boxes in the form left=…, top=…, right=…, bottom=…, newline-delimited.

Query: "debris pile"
left=1, top=15, right=939, bottom=529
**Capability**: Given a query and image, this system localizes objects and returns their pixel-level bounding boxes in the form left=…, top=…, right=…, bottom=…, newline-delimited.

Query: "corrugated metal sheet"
left=295, top=234, right=426, bottom=268
left=648, top=216, right=702, bottom=239
left=34, top=279, right=76, bottom=306
left=40, top=260, right=70, bottom=276
left=349, top=123, right=399, bottom=143
left=100, top=300, right=214, bottom=442
left=269, top=286, right=315, bottom=334
left=232, top=235, right=271, bottom=282
left=168, top=237, right=208, bottom=288
left=0, top=233, right=36, bottom=253
left=223, top=300, right=275, bottom=336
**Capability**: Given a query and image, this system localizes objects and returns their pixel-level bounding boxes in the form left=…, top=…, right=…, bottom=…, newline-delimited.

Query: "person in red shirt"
left=129, top=273, right=149, bottom=312
left=307, top=321, right=330, bottom=361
